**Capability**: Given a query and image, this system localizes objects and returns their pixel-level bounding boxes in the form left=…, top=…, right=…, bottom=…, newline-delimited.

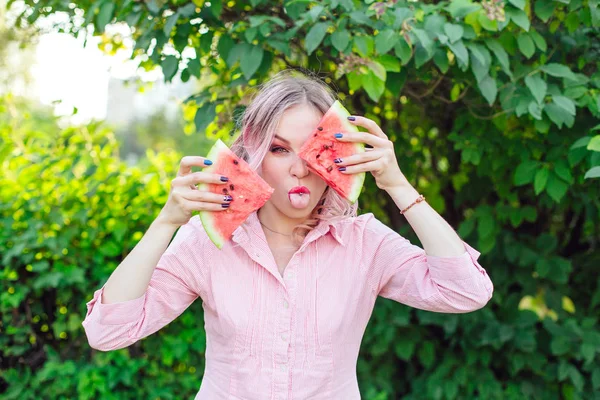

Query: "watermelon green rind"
left=298, top=100, right=366, bottom=204
left=199, top=208, right=224, bottom=249
left=198, top=139, right=230, bottom=249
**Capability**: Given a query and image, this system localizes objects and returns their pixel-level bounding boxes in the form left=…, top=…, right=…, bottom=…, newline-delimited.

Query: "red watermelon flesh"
left=298, top=100, right=365, bottom=203
left=198, top=139, right=274, bottom=249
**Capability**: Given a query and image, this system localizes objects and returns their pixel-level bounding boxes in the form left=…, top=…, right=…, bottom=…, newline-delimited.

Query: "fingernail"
left=347, top=116, right=356, bottom=121
left=334, top=133, right=343, bottom=138
left=220, top=176, right=229, bottom=182
left=334, top=158, right=343, bottom=163
left=204, top=159, right=213, bottom=165
left=222, top=203, right=230, bottom=208
left=338, top=166, right=346, bottom=171
left=224, top=195, right=233, bottom=202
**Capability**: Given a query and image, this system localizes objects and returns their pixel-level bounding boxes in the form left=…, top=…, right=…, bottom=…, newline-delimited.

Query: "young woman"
left=82, top=70, right=493, bottom=400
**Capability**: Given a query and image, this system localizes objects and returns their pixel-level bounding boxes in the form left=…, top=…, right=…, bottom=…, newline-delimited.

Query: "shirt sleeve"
left=362, top=214, right=494, bottom=313
left=81, top=217, right=210, bottom=351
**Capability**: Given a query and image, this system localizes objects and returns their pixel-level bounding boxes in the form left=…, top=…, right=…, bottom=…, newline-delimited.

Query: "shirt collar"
left=231, top=210, right=345, bottom=248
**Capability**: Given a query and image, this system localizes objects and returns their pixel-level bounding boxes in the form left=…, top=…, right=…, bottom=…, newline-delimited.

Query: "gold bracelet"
left=399, top=194, right=426, bottom=215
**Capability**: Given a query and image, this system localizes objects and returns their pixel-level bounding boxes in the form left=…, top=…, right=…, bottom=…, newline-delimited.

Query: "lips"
left=289, top=186, right=310, bottom=195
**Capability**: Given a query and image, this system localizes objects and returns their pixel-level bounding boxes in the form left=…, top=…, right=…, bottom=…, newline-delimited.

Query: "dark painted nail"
left=222, top=203, right=230, bottom=208
left=334, top=158, right=343, bottom=163
left=204, top=159, right=213, bottom=165
left=338, top=166, right=346, bottom=172
left=224, top=195, right=233, bottom=202
left=220, top=176, right=229, bottom=182
left=347, top=116, right=356, bottom=121
left=334, top=133, right=343, bottom=138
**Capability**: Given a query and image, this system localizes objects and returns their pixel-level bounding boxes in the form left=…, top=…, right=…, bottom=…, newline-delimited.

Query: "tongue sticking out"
left=289, top=193, right=311, bottom=209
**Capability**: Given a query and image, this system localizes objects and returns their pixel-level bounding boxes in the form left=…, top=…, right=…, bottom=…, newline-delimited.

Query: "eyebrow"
left=274, top=135, right=291, bottom=145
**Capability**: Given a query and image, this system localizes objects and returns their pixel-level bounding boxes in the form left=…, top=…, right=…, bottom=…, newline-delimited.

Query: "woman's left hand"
left=333, top=115, right=408, bottom=192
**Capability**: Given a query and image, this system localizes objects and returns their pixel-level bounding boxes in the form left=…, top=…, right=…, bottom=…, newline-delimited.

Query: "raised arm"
left=82, top=217, right=210, bottom=351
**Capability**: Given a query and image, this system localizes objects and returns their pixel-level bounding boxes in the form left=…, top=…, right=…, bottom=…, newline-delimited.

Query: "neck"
left=257, top=205, right=306, bottom=237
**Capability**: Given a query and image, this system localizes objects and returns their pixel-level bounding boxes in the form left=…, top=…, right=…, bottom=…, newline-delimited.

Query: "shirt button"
left=281, top=333, right=287, bottom=341
left=283, top=300, right=289, bottom=308
left=285, top=271, right=294, bottom=279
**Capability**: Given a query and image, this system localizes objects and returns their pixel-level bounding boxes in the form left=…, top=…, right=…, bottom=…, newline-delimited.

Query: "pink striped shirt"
left=82, top=211, right=493, bottom=399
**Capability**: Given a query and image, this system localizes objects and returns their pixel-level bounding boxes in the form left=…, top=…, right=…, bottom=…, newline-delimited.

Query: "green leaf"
left=534, top=0, right=556, bottom=22
left=95, top=2, right=115, bottom=34
left=412, top=29, right=434, bottom=56
left=478, top=75, right=497, bottom=105
left=554, top=161, right=574, bottom=183
left=546, top=172, right=569, bottom=201
left=349, top=10, right=372, bottom=26
left=448, top=40, right=469, bottom=68
left=485, top=39, right=511, bottom=77
left=394, top=38, right=412, bottom=65
left=394, top=337, right=415, bottom=361
left=534, top=167, right=549, bottom=195
left=507, top=7, right=530, bottom=30
left=585, top=166, right=600, bottom=179
left=347, top=71, right=362, bottom=91
left=163, top=12, right=179, bottom=37
left=354, top=35, right=374, bottom=57
left=517, top=33, right=535, bottom=58
left=528, top=101, right=543, bottom=120
left=331, top=30, right=350, bottom=53
left=195, top=102, right=217, bottom=133
left=541, top=63, right=576, bottom=79
left=529, top=29, right=547, bottom=52
left=445, top=0, right=481, bottom=18
left=305, top=22, right=329, bottom=55
left=509, top=0, right=526, bottom=9
left=525, top=74, right=547, bottom=104
left=588, top=135, right=600, bottom=151
left=544, top=102, right=574, bottom=128
left=433, top=49, right=449, bottom=73
left=217, top=35, right=235, bottom=66
left=552, top=95, right=576, bottom=116
left=444, top=23, right=464, bottom=43
left=375, top=30, right=398, bottom=55
left=376, top=55, right=401, bottom=72
left=362, top=70, right=385, bottom=101
left=368, top=61, right=386, bottom=81
left=418, top=341, right=436, bottom=368
left=240, top=45, right=264, bottom=80
left=514, top=160, right=540, bottom=186
left=244, top=27, right=258, bottom=43
left=161, top=56, right=179, bottom=81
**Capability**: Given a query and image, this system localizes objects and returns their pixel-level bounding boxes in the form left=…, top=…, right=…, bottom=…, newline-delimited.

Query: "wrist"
left=386, top=182, right=422, bottom=211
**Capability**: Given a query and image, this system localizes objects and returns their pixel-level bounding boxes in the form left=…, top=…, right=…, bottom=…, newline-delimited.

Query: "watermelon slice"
left=298, top=100, right=366, bottom=203
left=198, top=139, right=274, bottom=249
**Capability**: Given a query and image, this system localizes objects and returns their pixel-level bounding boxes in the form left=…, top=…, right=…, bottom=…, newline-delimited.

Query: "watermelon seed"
left=316, top=154, right=320, bottom=159
left=233, top=160, right=239, bottom=165
left=229, top=184, right=235, bottom=190
left=222, top=188, right=229, bottom=194
left=245, top=199, right=249, bottom=203
left=318, top=127, right=323, bottom=131
left=313, top=134, right=317, bottom=137
left=326, top=165, right=333, bottom=172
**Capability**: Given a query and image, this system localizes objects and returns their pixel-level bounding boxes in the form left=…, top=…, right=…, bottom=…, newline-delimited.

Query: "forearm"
left=102, top=215, right=179, bottom=303
left=386, top=181, right=466, bottom=257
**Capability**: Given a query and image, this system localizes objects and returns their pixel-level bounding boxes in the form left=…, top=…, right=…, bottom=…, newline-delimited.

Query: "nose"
left=290, top=153, right=309, bottom=178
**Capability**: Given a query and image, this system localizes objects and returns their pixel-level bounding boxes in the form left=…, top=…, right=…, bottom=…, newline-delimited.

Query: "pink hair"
left=229, top=69, right=360, bottom=246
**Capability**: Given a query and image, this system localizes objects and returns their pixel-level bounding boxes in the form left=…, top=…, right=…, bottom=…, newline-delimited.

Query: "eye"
left=270, top=146, right=288, bottom=153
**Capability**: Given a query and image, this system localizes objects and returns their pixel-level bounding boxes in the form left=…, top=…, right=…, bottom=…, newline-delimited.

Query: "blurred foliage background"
left=2, top=0, right=600, bottom=399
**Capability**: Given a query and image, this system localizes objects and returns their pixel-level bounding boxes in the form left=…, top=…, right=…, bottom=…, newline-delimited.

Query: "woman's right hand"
left=157, top=156, right=231, bottom=228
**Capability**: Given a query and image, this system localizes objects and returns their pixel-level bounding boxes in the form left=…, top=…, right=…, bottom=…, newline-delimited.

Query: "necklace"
left=260, top=221, right=292, bottom=237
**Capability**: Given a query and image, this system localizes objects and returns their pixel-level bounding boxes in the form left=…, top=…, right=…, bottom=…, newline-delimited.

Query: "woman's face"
left=259, top=103, right=328, bottom=220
